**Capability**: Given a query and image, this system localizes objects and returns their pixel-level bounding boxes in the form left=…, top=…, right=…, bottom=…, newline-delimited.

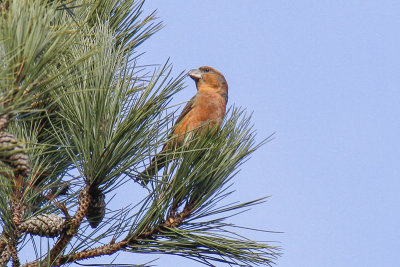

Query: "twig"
left=20, top=186, right=92, bottom=267
left=23, top=199, right=195, bottom=266
left=10, top=235, right=19, bottom=267
left=0, top=232, right=9, bottom=265
left=48, top=185, right=91, bottom=261
left=10, top=187, right=24, bottom=267
left=49, top=240, right=128, bottom=265
left=14, top=58, right=26, bottom=86
left=0, top=245, right=11, bottom=266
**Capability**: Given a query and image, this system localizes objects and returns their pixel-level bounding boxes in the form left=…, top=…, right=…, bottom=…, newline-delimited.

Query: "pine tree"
left=0, top=0, right=279, bottom=266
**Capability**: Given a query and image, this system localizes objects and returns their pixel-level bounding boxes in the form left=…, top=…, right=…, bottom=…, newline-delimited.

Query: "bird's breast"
left=193, top=92, right=226, bottom=126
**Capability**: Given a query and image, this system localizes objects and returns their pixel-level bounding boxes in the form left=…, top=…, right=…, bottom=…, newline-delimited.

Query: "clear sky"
left=83, top=1, right=400, bottom=266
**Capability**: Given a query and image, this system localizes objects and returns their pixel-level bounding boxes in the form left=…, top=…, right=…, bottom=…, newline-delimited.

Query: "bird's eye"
left=203, top=68, right=210, bottom=73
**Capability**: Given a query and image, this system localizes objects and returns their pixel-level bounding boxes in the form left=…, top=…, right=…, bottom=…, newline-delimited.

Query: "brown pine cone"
left=86, top=187, right=106, bottom=229
left=0, top=114, right=9, bottom=132
left=19, top=214, right=64, bottom=237
left=0, top=132, right=30, bottom=177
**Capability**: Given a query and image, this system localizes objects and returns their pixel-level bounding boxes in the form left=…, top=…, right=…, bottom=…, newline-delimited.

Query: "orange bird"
left=138, top=66, right=228, bottom=185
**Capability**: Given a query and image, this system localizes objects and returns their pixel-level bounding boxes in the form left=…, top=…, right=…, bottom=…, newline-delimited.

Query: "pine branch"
left=23, top=199, right=194, bottom=266
left=47, top=185, right=91, bottom=262
left=16, top=185, right=91, bottom=267
left=10, top=189, right=23, bottom=267
left=0, top=245, right=11, bottom=266
left=9, top=235, right=19, bottom=267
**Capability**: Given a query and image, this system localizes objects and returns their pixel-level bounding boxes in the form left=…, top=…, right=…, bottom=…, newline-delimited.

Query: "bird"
left=138, top=66, right=228, bottom=185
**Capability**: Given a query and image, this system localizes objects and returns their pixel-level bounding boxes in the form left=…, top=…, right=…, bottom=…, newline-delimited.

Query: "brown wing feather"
left=174, top=96, right=195, bottom=126
left=138, top=96, right=196, bottom=185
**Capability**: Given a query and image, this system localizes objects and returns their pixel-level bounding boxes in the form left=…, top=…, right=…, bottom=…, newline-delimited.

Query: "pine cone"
left=86, top=187, right=106, bottom=229
left=0, top=132, right=30, bottom=177
left=19, top=214, right=64, bottom=237
left=0, top=114, right=9, bottom=132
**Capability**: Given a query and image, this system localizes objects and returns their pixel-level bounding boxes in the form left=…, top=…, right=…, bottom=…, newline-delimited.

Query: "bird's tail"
left=137, top=153, right=167, bottom=186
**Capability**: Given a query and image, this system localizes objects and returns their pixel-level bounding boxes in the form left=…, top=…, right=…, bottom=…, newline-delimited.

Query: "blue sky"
left=84, top=1, right=400, bottom=266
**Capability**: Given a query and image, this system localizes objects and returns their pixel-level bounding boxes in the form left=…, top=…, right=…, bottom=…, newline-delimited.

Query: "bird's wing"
left=174, top=96, right=195, bottom=126
left=137, top=96, right=196, bottom=186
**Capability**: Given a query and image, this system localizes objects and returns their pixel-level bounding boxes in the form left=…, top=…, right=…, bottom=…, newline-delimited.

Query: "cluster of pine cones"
left=0, top=129, right=65, bottom=236
left=0, top=122, right=106, bottom=234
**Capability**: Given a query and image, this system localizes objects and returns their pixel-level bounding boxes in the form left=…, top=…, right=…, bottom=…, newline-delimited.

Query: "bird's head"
left=188, top=66, right=228, bottom=98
